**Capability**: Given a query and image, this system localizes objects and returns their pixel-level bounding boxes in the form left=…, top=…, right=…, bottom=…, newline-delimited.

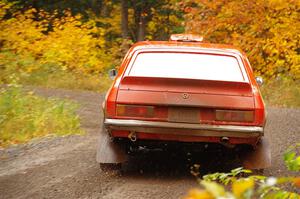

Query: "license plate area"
left=168, top=107, right=200, bottom=123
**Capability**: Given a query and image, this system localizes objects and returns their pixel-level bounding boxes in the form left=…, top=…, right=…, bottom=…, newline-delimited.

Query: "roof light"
left=169, top=34, right=203, bottom=42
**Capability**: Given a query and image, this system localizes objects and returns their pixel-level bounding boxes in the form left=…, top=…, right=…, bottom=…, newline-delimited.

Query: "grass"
left=0, top=51, right=112, bottom=92
left=0, top=51, right=109, bottom=147
left=2, top=68, right=112, bottom=92
left=21, top=69, right=112, bottom=92
left=0, top=85, right=83, bottom=148
left=261, top=77, right=300, bottom=108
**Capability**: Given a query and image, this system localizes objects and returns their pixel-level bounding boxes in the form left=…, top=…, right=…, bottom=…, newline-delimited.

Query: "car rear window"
left=128, top=52, right=245, bottom=82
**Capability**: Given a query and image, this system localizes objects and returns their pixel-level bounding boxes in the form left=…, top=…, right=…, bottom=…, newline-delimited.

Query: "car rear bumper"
left=104, top=119, right=264, bottom=138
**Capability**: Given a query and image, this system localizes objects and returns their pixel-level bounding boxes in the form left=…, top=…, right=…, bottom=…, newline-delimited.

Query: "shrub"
left=0, top=2, right=112, bottom=85
left=185, top=168, right=300, bottom=199
left=185, top=145, right=300, bottom=199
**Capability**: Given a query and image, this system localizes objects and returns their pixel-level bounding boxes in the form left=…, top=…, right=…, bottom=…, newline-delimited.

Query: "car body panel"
left=103, top=41, right=266, bottom=146
left=117, top=90, right=254, bottom=110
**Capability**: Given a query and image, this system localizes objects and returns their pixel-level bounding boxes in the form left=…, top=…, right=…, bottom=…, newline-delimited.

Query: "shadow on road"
left=120, top=149, right=242, bottom=178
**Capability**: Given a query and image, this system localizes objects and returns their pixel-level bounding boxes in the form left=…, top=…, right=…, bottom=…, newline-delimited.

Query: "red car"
left=97, top=35, right=271, bottom=169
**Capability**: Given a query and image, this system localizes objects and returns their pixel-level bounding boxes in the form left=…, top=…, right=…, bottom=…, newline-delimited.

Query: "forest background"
left=0, top=0, right=299, bottom=105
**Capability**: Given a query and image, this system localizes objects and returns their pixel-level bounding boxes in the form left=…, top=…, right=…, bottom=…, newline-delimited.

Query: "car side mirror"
left=108, top=69, right=117, bottom=80
left=255, top=76, right=263, bottom=86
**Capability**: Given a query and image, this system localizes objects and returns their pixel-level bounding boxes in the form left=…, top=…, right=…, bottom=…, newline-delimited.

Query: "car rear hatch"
left=116, top=76, right=254, bottom=124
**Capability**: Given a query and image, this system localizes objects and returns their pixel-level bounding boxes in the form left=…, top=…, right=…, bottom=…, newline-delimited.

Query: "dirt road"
left=0, top=88, right=299, bottom=199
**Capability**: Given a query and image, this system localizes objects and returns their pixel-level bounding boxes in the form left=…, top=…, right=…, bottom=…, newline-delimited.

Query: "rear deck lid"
left=117, top=76, right=254, bottom=109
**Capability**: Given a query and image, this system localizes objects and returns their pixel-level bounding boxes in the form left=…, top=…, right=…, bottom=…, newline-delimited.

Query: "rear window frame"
left=123, top=48, right=249, bottom=83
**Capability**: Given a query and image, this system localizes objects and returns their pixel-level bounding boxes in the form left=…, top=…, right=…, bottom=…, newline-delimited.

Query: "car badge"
left=182, top=93, right=189, bottom=99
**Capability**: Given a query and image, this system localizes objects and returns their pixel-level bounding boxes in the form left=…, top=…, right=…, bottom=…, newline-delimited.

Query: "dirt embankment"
left=0, top=88, right=299, bottom=199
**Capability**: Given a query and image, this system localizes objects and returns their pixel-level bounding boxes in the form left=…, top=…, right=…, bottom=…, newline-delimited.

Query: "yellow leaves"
left=26, top=66, right=37, bottom=73
left=268, top=0, right=289, bottom=10
left=185, top=178, right=255, bottom=199
left=200, top=181, right=226, bottom=198
left=0, top=0, right=14, bottom=19
left=186, top=176, right=300, bottom=199
left=0, top=7, right=46, bottom=60
left=0, top=6, right=109, bottom=75
left=148, top=21, right=157, bottom=33
left=74, top=14, right=82, bottom=20
left=293, top=177, right=300, bottom=188
left=184, top=189, right=214, bottom=199
left=232, top=178, right=254, bottom=198
left=184, top=0, right=300, bottom=80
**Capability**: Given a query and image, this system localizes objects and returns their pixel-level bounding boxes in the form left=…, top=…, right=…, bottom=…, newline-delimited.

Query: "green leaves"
left=190, top=162, right=300, bottom=199
left=203, top=167, right=252, bottom=185
left=284, top=144, right=300, bottom=171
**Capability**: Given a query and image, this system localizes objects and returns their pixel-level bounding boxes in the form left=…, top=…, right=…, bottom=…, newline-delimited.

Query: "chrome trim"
left=104, top=119, right=263, bottom=138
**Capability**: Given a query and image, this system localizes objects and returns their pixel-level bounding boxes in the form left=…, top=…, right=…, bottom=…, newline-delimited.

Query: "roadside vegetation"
left=0, top=84, right=83, bottom=148
left=0, top=0, right=183, bottom=91
left=0, top=3, right=113, bottom=91
left=185, top=145, right=300, bottom=199
left=261, top=78, right=300, bottom=108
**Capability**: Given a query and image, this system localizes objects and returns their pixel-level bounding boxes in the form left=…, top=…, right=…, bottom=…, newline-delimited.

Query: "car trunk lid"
left=117, top=76, right=254, bottom=109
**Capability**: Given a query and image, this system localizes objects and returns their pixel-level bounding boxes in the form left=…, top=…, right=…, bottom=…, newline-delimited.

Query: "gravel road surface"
left=0, top=88, right=299, bottom=199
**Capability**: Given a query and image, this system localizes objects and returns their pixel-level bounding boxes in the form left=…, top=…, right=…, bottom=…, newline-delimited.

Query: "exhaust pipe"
left=220, top=137, right=234, bottom=148
left=128, top=131, right=137, bottom=142
left=221, top=136, right=229, bottom=143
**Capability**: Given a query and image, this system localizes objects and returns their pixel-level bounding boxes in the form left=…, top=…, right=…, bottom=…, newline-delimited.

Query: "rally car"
left=97, top=34, right=271, bottom=169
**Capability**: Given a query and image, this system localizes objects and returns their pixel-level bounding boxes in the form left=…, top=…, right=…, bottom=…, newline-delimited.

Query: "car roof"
left=130, top=41, right=245, bottom=57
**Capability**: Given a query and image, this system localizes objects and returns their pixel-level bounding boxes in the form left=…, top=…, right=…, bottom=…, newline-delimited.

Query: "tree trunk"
left=137, top=13, right=146, bottom=41
left=91, top=0, right=100, bottom=16
left=121, top=0, right=129, bottom=39
left=100, top=0, right=109, bottom=17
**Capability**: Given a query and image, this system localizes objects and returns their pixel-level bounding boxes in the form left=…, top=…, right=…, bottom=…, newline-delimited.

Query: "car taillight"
left=105, top=86, right=118, bottom=118
left=215, top=110, right=254, bottom=122
left=116, top=104, right=155, bottom=118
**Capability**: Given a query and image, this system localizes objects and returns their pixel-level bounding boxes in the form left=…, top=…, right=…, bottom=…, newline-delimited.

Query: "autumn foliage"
left=0, top=3, right=109, bottom=76
left=0, top=0, right=184, bottom=89
left=185, top=167, right=300, bottom=199
left=183, top=0, right=300, bottom=79
left=0, top=0, right=299, bottom=105
left=2, top=0, right=299, bottom=82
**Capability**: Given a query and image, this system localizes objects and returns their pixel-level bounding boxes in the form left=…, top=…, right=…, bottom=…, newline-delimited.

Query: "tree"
left=121, top=0, right=128, bottom=39
left=182, top=0, right=300, bottom=79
